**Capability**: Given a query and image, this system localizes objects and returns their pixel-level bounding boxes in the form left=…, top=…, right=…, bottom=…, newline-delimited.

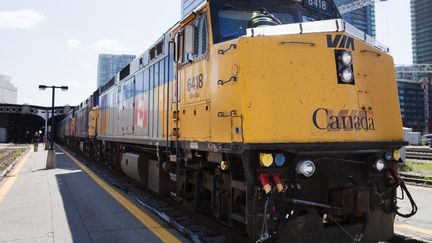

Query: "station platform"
left=0, top=145, right=186, bottom=243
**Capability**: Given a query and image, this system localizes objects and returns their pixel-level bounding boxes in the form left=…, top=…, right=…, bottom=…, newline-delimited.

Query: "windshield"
left=210, top=0, right=341, bottom=43
left=219, top=10, right=295, bottom=39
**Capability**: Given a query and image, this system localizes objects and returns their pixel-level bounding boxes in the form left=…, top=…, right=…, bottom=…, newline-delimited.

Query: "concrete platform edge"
left=57, top=145, right=183, bottom=243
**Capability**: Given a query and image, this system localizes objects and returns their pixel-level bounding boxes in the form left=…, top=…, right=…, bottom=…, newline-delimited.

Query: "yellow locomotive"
left=57, top=0, right=415, bottom=242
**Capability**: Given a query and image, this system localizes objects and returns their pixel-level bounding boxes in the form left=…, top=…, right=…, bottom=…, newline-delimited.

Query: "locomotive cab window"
left=182, top=14, right=208, bottom=63
left=218, top=10, right=294, bottom=39
left=210, top=0, right=341, bottom=43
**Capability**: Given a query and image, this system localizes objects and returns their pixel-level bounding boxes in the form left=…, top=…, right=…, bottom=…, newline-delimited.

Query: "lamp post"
left=39, top=85, right=68, bottom=150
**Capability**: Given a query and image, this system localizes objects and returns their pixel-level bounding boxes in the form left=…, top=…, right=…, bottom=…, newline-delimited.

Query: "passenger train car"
left=57, top=0, right=415, bottom=242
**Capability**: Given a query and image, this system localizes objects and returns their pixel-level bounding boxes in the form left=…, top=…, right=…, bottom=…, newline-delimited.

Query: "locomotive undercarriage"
left=62, top=137, right=403, bottom=242
left=240, top=150, right=399, bottom=242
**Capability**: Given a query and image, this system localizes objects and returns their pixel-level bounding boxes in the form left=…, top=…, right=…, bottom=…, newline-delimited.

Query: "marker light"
left=220, top=161, right=229, bottom=171
left=259, top=153, right=274, bottom=167
left=296, top=160, right=316, bottom=177
left=340, top=68, right=354, bottom=83
left=374, top=159, right=385, bottom=172
left=393, top=150, right=401, bottom=161
left=274, top=153, right=286, bottom=167
left=384, top=151, right=393, bottom=161
left=340, top=51, right=353, bottom=66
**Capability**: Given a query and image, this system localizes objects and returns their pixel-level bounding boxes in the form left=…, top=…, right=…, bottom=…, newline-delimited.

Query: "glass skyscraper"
left=97, top=54, right=136, bottom=88
left=397, top=79, right=426, bottom=132
left=334, top=0, right=376, bottom=37
left=411, top=0, right=432, bottom=64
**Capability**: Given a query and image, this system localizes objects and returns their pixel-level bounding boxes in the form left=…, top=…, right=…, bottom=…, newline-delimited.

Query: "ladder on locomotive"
left=169, top=31, right=183, bottom=201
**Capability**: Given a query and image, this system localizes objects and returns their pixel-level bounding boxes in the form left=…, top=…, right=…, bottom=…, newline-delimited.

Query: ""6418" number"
left=187, top=74, right=204, bottom=92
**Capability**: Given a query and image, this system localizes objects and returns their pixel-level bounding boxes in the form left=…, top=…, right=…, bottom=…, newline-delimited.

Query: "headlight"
left=274, top=153, right=286, bottom=167
left=259, top=153, right=273, bottom=167
left=296, top=160, right=316, bottom=177
left=340, top=68, right=354, bottom=84
left=335, top=50, right=355, bottom=85
left=374, top=159, right=385, bottom=172
left=340, top=51, right=353, bottom=66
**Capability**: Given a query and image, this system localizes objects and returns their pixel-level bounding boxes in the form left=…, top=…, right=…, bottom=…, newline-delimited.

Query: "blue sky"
left=0, top=0, right=412, bottom=106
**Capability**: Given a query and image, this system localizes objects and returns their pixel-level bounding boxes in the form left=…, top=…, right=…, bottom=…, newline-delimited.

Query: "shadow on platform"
left=52, top=150, right=162, bottom=243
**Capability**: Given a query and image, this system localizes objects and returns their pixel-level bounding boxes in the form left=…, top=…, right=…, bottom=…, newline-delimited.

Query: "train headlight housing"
left=335, top=50, right=355, bottom=85
left=374, top=159, right=386, bottom=172
left=259, top=153, right=273, bottom=167
left=296, top=160, right=316, bottom=177
left=340, top=68, right=354, bottom=84
left=274, top=153, right=286, bottom=167
left=340, top=51, right=353, bottom=66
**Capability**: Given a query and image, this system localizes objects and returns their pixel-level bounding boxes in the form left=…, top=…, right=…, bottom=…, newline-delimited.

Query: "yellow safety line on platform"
left=395, top=223, right=432, bottom=236
left=58, top=146, right=181, bottom=243
left=0, top=148, right=32, bottom=203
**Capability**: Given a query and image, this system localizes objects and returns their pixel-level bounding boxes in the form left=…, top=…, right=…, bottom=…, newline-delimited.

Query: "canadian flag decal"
left=134, top=96, right=148, bottom=129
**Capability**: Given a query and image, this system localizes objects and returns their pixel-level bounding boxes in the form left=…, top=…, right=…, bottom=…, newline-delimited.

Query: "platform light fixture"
left=38, top=84, right=69, bottom=150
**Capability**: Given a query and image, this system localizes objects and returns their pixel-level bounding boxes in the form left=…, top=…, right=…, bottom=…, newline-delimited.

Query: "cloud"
left=66, top=39, right=81, bottom=49
left=0, top=9, right=45, bottom=30
left=88, top=38, right=128, bottom=53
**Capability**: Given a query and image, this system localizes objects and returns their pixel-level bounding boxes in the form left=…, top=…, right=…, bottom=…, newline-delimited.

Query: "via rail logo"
left=327, top=34, right=355, bottom=51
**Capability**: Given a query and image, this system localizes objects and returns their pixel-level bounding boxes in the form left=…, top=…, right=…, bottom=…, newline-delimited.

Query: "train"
left=57, top=0, right=416, bottom=242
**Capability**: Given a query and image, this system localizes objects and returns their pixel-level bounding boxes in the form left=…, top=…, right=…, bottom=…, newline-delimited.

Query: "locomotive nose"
left=236, top=25, right=402, bottom=144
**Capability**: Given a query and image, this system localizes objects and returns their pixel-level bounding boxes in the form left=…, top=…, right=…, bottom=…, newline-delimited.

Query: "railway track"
left=400, top=172, right=432, bottom=187
left=0, top=147, right=18, bottom=171
left=405, top=147, right=432, bottom=160
left=0, top=144, right=29, bottom=182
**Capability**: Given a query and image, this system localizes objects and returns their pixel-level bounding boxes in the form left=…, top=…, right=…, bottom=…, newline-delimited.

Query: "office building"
left=0, top=74, right=17, bottom=104
left=397, top=80, right=426, bottom=132
left=181, top=0, right=205, bottom=18
left=97, top=54, right=136, bottom=88
left=334, top=0, right=376, bottom=37
left=411, top=0, right=432, bottom=64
